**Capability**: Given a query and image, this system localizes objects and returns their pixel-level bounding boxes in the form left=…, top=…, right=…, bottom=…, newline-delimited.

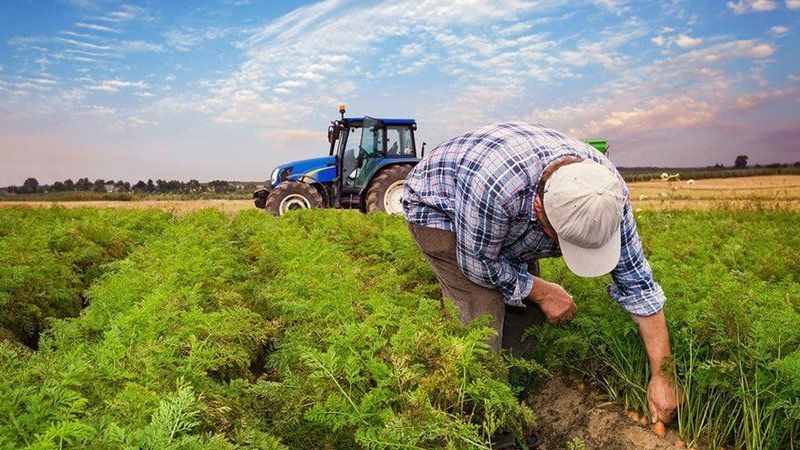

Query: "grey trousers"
left=407, top=221, right=545, bottom=356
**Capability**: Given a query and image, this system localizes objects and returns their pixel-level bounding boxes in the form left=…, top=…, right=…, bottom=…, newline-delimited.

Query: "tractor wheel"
left=264, top=181, right=324, bottom=216
left=365, top=164, right=413, bottom=215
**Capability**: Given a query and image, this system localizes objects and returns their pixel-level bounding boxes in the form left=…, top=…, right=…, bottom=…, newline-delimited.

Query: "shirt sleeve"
left=452, top=174, right=533, bottom=307
left=607, top=198, right=666, bottom=316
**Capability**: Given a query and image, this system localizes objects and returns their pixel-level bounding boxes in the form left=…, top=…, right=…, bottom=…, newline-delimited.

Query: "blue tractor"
left=253, top=106, right=422, bottom=215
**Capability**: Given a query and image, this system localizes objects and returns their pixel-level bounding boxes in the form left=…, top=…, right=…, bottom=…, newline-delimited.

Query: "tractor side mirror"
left=327, top=125, right=334, bottom=144
left=356, top=154, right=364, bottom=168
left=421, top=142, right=426, bottom=158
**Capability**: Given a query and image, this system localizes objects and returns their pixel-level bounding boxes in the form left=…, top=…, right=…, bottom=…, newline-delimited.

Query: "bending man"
left=402, top=122, right=678, bottom=424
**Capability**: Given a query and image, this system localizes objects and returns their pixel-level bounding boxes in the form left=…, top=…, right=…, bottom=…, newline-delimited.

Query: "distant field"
left=2, top=175, right=799, bottom=213
left=629, top=174, right=800, bottom=210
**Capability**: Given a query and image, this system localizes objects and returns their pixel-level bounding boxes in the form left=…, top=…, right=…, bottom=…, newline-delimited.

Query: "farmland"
left=2, top=175, right=799, bottom=215
left=1, top=186, right=798, bottom=449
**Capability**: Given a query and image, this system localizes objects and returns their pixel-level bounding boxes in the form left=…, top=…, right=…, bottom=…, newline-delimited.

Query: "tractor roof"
left=343, top=117, right=416, bottom=126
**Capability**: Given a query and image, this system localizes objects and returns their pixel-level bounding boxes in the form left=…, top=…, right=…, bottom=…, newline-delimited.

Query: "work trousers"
left=407, top=221, right=545, bottom=356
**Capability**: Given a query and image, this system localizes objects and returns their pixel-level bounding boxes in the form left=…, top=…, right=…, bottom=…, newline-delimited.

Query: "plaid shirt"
left=403, top=122, right=665, bottom=316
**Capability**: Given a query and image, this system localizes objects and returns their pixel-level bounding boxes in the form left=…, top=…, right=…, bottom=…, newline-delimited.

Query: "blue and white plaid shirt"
left=403, top=122, right=665, bottom=316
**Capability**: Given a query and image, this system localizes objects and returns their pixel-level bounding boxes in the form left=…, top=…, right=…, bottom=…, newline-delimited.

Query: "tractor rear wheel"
left=265, top=181, right=324, bottom=216
left=365, top=164, right=413, bottom=215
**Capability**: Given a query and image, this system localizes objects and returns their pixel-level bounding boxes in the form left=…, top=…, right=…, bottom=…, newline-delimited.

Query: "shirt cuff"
left=503, top=269, right=534, bottom=307
left=607, top=283, right=666, bottom=316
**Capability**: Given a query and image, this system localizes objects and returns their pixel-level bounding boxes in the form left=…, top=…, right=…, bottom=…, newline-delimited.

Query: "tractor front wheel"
left=365, top=164, right=413, bottom=215
left=265, top=181, right=324, bottom=216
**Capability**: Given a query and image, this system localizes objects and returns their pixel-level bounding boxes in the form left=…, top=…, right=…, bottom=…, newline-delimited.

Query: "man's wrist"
left=526, top=276, right=547, bottom=304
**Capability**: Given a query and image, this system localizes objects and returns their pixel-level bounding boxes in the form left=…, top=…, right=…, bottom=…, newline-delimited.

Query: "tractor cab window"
left=361, top=122, right=384, bottom=156
left=342, top=127, right=360, bottom=181
left=386, top=126, right=413, bottom=156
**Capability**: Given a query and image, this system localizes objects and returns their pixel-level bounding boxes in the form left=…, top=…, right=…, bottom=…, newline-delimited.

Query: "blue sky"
left=1, top=0, right=799, bottom=185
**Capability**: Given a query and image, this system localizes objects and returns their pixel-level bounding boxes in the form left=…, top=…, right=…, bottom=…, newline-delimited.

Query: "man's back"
left=403, top=122, right=620, bottom=232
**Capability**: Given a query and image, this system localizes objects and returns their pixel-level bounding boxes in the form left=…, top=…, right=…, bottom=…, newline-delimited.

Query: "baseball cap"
left=543, top=159, right=625, bottom=277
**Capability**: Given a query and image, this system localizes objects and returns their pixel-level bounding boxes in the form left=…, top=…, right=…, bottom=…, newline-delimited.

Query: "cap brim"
left=559, top=225, right=621, bottom=277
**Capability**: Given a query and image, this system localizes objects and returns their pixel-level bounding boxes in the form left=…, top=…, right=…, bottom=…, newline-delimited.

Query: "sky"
left=1, top=0, right=799, bottom=185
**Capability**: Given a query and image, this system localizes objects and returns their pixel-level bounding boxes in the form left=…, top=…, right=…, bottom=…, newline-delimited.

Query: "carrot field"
left=1, top=206, right=798, bottom=449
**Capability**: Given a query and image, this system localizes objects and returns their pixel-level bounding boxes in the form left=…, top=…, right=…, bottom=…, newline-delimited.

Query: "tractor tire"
left=264, top=181, right=324, bottom=216
left=365, top=164, right=413, bottom=215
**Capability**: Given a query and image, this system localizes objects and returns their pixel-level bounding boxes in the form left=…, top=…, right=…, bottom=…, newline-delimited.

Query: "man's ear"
left=533, top=195, right=543, bottom=217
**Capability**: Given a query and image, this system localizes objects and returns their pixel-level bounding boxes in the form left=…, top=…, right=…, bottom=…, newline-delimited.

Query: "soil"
left=528, top=378, right=690, bottom=450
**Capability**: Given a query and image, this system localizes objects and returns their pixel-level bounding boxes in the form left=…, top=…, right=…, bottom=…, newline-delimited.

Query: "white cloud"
left=682, top=40, right=774, bottom=62
left=787, top=0, right=800, bottom=9
left=88, top=79, right=149, bottom=92
left=651, top=35, right=666, bottom=46
left=164, top=27, right=230, bottom=51
left=76, top=22, right=117, bottom=33
left=119, top=40, right=165, bottom=52
left=675, top=34, right=703, bottom=48
left=93, top=5, right=147, bottom=23
left=57, top=37, right=111, bottom=50
left=769, top=25, right=790, bottom=36
left=727, top=0, right=777, bottom=13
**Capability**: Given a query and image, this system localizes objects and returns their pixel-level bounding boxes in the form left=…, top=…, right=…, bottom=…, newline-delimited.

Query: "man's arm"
left=632, top=311, right=679, bottom=423
left=609, top=198, right=679, bottom=422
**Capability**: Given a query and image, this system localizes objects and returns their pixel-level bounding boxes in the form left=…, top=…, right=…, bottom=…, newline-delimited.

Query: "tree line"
left=3, top=177, right=244, bottom=195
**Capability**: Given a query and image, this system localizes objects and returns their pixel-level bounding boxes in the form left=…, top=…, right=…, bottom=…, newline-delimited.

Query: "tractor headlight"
left=270, top=168, right=280, bottom=182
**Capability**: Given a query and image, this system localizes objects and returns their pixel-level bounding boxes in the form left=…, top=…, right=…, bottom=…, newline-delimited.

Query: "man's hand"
left=647, top=373, right=680, bottom=423
left=527, top=277, right=576, bottom=324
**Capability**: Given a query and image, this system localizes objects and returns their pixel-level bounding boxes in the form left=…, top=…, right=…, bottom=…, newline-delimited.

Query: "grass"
left=0, top=207, right=797, bottom=449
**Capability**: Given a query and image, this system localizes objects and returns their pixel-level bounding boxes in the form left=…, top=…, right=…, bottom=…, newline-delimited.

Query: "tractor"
left=254, top=106, right=610, bottom=216
left=254, top=105, right=421, bottom=215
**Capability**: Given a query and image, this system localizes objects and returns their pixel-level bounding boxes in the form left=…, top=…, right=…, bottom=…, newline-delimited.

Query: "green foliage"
left=0, top=206, right=172, bottom=347
left=532, top=210, right=800, bottom=450
left=2, top=206, right=796, bottom=449
left=0, top=208, right=532, bottom=449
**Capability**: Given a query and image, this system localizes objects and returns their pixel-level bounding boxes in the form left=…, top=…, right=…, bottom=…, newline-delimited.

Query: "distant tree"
left=794, top=161, right=800, bottom=167
left=132, top=180, right=148, bottom=192
left=6, top=185, right=17, bottom=194
left=208, top=180, right=230, bottom=193
left=22, top=178, right=39, bottom=194
left=156, top=179, right=168, bottom=193
left=51, top=181, right=65, bottom=192
left=123, top=181, right=131, bottom=192
left=76, top=178, right=91, bottom=191
left=734, top=155, right=749, bottom=169
left=147, top=179, right=155, bottom=193
left=187, top=179, right=201, bottom=193
left=92, top=179, right=106, bottom=193
left=114, top=180, right=128, bottom=192
left=63, top=179, right=75, bottom=191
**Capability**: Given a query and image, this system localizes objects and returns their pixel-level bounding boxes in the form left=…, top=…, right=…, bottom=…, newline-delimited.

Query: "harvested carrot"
left=651, top=421, right=666, bottom=437
left=674, top=439, right=685, bottom=447
left=625, top=410, right=640, bottom=423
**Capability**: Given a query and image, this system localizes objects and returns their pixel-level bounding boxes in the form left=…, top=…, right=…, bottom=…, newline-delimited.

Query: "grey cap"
left=543, top=160, right=625, bottom=277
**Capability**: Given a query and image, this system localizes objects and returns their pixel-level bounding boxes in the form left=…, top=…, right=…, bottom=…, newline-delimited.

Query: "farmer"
left=402, top=122, right=679, bottom=425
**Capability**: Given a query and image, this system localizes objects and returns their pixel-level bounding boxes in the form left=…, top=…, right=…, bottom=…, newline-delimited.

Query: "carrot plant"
left=0, top=206, right=172, bottom=348
left=0, top=208, right=534, bottom=449
left=531, top=210, right=800, bottom=450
